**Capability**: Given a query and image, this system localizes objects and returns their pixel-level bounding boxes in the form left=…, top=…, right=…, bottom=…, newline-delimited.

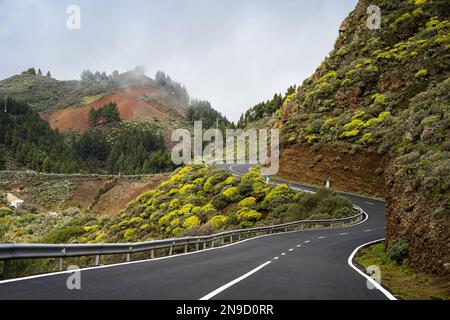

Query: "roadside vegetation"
left=79, top=165, right=355, bottom=243
left=0, top=165, right=355, bottom=245
left=356, top=242, right=449, bottom=300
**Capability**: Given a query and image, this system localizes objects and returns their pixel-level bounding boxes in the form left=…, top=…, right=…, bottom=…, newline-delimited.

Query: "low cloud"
left=0, top=0, right=357, bottom=121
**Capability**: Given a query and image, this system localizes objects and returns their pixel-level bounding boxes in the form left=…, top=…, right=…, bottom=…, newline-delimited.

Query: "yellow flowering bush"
left=207, top=215, right=228, bottom=230
left=238, top=197, right=257, bottom=208
left=183, top=215, right=201, bottom=228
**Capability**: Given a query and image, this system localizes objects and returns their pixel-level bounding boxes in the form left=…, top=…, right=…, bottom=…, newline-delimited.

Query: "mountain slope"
left=247, top=0, right=449, bottom=275
left=0, top=68, right=155, bottom=113
left=40, top=86, right=187, bottom=144
left=0, top=69, right=190, bottom=145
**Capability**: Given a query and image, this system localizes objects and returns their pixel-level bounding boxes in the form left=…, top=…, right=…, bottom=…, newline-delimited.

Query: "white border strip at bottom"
left=347, top=238, right=397, bottom=300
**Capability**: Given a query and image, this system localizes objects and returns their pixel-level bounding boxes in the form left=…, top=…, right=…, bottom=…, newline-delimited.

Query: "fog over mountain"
left=0, top=0, right=357, bottom=121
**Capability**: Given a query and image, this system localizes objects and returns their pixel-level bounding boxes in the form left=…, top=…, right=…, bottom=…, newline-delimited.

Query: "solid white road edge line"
left=199, top=261, right=272, bottom=300
left=347, top=238, right=397, bottom=301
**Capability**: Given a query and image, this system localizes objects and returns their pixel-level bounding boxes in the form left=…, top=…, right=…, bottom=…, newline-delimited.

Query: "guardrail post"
left=59, top=258, right=64, bottom=271
left=169, top=246, right=173, bottom=255
left=230, top=235, right=233, bottom=243
left=203, top=241, right=207, bottom=250
left=238, top=234, right=241, bottom=241
left=151, top=249, right=155, bottom=259
left=2, top=259, right=10, bottom=279
left=184, top=244, right=188, bottom=253
left=126, top=253, right=131, bottom=262
left=196, top=243, right=199, bottom=251
left=284, top=227, right=287, bottom=232
left=95, top=255, right=100, bottom=266
left=221, top=237, right=225, bottom=245
left=211, top=239, right=215, bottom=248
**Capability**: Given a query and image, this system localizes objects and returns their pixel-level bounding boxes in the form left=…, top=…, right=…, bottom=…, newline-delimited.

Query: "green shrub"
left=340, top=129, right=360, bottom=139
left=361, top=132, right=374, bottom=145
left=343, top=119, right=364, bottom=130
left=306, top=135, right=319, bottom=144
left=42, top=226, right=85, bottom=244
left=236, top=208, right=262, bottom=226
left=123, top=228, right=136, bottom=241
left=312, top=195, right=353, bottom=217
left=273, top=203, right=309, bottom=222
left=207, top=215, right=228, bottom=230
left=261, top=184, right=295, bottom=209
left=210, top=193, right=230, bottom=210
left=241, top=171, right=262, bottom=182
left=203, top=171, right=229, bottom=192
left=415, top=69, right=428, bottom=78
left=223, top=187, right=239, bottom=201
left=179, top=183, right=195, bottom=195
left=387, top=239, right=409, bottom=264
left=371, top=93, right=386, bottom=105
left=237, top=180, right=254, bottom=196
left=318, top=71, right=337, bottom=83
left=0, top=207, right=14, bottom=218
left=224, top=176, right=236, bottom=185
left=182, top=215, right=201, bottom=229
left=238, top=197, right=257, bottom=209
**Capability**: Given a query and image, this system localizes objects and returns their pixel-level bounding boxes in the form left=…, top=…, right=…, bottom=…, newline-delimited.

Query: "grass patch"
left=356, top=242, right=450, bottom=300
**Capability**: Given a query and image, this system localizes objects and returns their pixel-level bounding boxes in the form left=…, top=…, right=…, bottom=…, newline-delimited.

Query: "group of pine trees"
left=88, top=102, right=121, bottom=127
left=0, top=97, right=81, bottom=173
left=155, top=71, right=190, bottom=106
left=0, top=97, right=175, bottom=175
left=80, top=69, right=120, bottom=83
left=186, top=99, right=231, bottom=129
left=21, top=67, right=51, bottom=78
left=74, top=125, right=173, bottom=175
left=237, top=85, right=296, bottom=128
left=74, top=101, right=174, bottom=175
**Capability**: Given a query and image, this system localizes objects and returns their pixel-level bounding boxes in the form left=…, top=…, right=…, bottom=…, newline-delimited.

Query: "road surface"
left=0, top=164, right=388, bottom=300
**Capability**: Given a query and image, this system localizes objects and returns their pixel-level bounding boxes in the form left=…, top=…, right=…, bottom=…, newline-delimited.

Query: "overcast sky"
left=0, top=0, right=357, bottom=121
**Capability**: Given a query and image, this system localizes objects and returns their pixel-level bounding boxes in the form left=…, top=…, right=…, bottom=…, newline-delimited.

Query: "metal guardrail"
left=0, top=207, right=364, bottom=278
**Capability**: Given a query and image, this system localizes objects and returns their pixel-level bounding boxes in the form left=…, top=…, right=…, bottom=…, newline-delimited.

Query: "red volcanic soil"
left=41, top=87, right=178, bottom=133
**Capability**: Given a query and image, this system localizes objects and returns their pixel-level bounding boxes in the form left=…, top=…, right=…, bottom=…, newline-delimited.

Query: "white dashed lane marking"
left=339, top=232, right=349, bottom=235
left=281, top=253, right=286, bottom=256
left=304, top=240, right=310, bottom=243
left=288, top=249, right=294, bottom=252
left=364, top=229, right=372, bottom=232
left=273, top=257, right=279, bottom=260
left=318, top=236, right=325, bottom=239
left=296, top=245, right=301, bottom=247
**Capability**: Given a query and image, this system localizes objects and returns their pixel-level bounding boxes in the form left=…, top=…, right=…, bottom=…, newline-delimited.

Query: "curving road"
left=0, top=164, right=389, bottom=300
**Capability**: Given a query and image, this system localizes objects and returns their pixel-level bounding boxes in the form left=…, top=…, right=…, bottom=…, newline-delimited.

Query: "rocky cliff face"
left=271, top=0, right=449, bottom=274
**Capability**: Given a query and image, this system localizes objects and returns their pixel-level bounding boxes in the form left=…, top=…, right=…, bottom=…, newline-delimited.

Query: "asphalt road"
left=0, top=164, right=388, bottom=300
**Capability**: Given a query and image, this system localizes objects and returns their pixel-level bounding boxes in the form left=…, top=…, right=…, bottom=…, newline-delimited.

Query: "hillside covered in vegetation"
left=0, top=68, right=231, bottom=147
left=243, top=0, right=449, bottom=275
left=30, top=166, right=353, bottom=244
left=0, top=97, right=174, bottom=174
